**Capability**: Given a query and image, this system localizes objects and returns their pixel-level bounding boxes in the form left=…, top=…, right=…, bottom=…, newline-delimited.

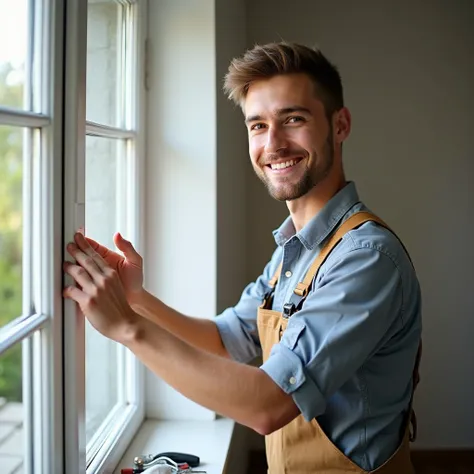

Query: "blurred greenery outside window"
left=0, top=62, right=24, bottom=402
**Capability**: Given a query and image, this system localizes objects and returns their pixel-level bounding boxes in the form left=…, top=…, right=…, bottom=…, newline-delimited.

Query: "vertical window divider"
left=46, top=0, right=66, bottom=470
left=124, top=0, right=144, bottom=420
left=22, top=337, right=34, bottom=474
left=115, top=0, right=130, bottom=421
left=63, top=0, right=88, bottom=473
left=117, top=2, right=126, bottom=130
left=22, top=0, right=42, bottom=471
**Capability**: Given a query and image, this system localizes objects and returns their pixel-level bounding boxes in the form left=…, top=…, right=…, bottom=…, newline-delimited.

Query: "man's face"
left=244, top=73, right=335, bottom=201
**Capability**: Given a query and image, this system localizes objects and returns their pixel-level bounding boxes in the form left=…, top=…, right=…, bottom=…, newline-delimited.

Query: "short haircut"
left=224, top=42, right=344, bottom=117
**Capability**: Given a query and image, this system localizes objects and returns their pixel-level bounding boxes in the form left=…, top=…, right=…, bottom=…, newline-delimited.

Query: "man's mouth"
left=266, top=157, right=303, bottom=171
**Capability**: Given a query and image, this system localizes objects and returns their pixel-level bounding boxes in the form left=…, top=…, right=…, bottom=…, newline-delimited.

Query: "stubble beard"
left=257, top=132, right=335, bottom=202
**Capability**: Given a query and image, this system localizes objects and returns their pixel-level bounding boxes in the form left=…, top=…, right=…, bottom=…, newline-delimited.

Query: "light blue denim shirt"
left=215, top=182, right=422, bottom=470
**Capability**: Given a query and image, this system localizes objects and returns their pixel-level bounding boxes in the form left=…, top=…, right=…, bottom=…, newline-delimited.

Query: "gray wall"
left=244, top=0, right=474, bottom=448
left=216, top=0, right=250, bottom=314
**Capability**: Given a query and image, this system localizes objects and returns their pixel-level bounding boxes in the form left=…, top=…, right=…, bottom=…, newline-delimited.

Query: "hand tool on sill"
left=121, top=452, right=201, bottom=474
left=121, top=463, right=206, bottom=474
left=130, top=467, right=207, bottom=474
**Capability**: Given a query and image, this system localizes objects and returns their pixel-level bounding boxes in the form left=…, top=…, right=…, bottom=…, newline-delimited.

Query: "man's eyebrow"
left=244, top=106, right=312, bottom=125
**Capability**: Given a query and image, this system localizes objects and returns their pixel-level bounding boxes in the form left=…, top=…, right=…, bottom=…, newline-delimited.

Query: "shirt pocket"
left=281, top=321, right=306, bottom=351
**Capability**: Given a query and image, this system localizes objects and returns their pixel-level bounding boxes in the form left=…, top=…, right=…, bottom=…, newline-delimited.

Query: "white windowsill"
left=113, top=418, right=236, bottom=474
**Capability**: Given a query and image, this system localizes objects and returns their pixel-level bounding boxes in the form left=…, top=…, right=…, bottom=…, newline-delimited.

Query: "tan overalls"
left=257, top=212, right=421, bottom=474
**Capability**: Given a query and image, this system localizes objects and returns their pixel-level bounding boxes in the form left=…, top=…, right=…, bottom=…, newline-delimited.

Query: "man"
left=64, top=42, right=422, bottom=473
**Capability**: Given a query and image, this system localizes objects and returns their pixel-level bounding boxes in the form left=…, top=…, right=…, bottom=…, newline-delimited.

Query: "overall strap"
left=268, top=262, right=282, bottom=288
left=294, top=211, right=390, bottom=297
left=267, top=212, right=388, bottom=291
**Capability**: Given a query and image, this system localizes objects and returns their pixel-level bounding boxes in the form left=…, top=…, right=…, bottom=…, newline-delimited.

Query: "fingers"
left=73, top=232, right=107, bottom=271
left=66, top=241, right=103, bottom=279
left=64, top=262, right=95, bottom=293
left=63, top=285, right=88, bottom=305
left=114, top=233, right=142, bottom=266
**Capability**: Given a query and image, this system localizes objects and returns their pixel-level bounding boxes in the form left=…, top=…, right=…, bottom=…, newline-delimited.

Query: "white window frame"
left=0, top=0, right=147, bottom=473
left=63, top=0, right=147, bottom=473
left=0, top=0, right=65, bottom=473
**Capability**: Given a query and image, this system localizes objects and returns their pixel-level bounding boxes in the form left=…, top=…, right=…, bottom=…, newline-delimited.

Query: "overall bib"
left=257, top=212, right=421, bottom=474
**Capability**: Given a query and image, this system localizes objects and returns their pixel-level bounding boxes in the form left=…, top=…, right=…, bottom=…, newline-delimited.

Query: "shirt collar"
left=272, top=181, right=360, bottom=250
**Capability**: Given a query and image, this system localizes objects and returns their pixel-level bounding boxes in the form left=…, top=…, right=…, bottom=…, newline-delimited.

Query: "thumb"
left=113, top=233, right=142, bottom=266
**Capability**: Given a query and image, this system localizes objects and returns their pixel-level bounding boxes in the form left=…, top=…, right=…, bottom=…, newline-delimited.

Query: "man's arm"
left=129, top=289, right=230, bottom=358
left=65, top=233, right=297, bottom=433
left=122, top=315, right=300, bottom=435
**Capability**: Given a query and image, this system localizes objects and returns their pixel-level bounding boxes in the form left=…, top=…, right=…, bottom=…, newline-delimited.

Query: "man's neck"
left=287, top=176, right=347, bottom=233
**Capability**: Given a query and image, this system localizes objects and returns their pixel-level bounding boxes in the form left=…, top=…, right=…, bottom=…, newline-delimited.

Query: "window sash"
left=82, top=0, right=146, bottom=472
left=84, top=3, right=145, bottom=472
left=0, top=1, right=65, bottom=473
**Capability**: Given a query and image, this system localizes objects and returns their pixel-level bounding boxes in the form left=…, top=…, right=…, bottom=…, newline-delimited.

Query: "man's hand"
left=80, top=232, right=144, bottom=302
left=63, top=233, right=139, bottom=343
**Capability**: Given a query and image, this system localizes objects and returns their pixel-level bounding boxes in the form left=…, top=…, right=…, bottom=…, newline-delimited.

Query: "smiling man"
left=64, top=42, right=422, bottom=473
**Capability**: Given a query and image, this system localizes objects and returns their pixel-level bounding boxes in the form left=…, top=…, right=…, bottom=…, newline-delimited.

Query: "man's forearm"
left=121, top=316, right=298, bottom=434
left=129, top=289, right=230, bottom=358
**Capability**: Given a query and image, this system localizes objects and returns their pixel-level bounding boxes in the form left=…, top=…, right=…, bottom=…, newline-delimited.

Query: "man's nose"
left=264, top=126, right=288, bottom=154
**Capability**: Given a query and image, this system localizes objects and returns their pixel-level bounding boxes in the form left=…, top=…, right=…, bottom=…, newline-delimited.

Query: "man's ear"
left=334, top=107, right=351, bottom=143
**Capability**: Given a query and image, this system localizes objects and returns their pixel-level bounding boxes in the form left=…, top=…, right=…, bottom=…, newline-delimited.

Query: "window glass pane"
left=0, top=126, right=23, bottom=328
left=86, top=0, right=121, bottom=126
left=0, top=342, right=25, bottom=474
left=0, top=0, right=29, bottom=110
left=85, top=135, right=125, bottom=444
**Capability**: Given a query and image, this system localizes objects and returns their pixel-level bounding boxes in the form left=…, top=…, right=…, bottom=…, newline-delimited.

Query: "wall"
left=144, top=0, right=217, bottom=420
left=215, top=0, right=250, bottom=314
left=245, top=0, right=474, bottom=448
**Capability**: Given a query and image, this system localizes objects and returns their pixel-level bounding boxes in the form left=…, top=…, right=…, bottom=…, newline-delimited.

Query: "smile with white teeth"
left=270, top=159, right=299, bottom=170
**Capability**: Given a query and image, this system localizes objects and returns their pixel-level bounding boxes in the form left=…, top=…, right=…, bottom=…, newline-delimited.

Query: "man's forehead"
left=244, top=75, right=322, bottom=120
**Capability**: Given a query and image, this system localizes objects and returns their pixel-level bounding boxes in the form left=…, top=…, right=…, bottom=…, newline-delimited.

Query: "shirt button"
left=285, top=270, right=292, bottom=278
left=289, top=376, right=297, bottom=385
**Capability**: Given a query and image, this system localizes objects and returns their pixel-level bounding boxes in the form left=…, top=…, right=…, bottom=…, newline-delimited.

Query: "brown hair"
left=224, top=42, right=344, bottom=117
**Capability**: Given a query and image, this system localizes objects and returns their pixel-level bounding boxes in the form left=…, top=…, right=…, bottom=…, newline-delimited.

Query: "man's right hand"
left=76, top=231, right=229, bottom=358
left=83, top=232, right=144, bottom=303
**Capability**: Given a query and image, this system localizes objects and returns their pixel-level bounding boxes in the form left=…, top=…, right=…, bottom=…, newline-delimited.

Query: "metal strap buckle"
left=283, top=303, right=296, bottom=318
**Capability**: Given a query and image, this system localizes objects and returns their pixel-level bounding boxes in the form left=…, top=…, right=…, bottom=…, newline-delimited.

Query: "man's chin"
left=268, top=185, right=309, bottom=202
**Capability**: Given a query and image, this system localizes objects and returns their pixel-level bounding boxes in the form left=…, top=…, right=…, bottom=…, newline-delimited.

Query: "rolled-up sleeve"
left=260, top=246, right=403, bottom=421
left=215, top=250, right=282, bottom=363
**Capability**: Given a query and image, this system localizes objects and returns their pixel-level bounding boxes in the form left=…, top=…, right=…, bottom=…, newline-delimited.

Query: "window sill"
left=113, top=418, right=236, bottom=474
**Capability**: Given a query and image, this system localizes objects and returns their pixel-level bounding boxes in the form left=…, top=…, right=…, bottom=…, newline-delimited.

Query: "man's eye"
left=287, top=116, right=304, bottom=123
left=251, top=123, right=265, bottom=131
